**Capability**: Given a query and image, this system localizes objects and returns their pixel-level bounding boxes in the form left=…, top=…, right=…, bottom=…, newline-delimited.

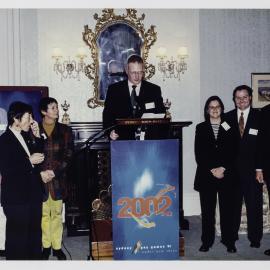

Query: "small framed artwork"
left=0, top=86, right=48, bottom=134
left=251, top=73, right=270, bottom=108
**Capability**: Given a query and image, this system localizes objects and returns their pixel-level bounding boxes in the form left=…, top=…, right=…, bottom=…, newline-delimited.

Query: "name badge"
left=145, top=102, right=155, bottom=110
left=140, top=131, right=145, bottom=141
left=249, top=128, right=258, bottom=135
left=221, top=121, right=231, bottom=131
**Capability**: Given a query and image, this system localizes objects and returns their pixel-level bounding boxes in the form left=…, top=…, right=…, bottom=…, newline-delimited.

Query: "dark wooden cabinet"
left=66, top=122, right=108, bottom=236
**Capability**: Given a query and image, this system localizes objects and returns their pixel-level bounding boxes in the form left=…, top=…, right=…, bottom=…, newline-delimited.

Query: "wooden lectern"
left=114, top=118, right=192, bottom=230
left=115, top=117, right=171, bottom=140
left=66, top=120, right=192, bottom=259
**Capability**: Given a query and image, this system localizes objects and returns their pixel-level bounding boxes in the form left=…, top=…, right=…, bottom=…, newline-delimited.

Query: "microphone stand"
left=78, top=125, right=116, bottom=260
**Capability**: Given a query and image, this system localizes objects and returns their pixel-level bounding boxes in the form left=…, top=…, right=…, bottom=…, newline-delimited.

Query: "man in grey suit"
left=226, top=85, right=263, bottom=248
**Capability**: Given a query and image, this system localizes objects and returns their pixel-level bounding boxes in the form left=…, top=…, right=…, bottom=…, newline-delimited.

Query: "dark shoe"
left=52, top=249, right=67, bottom=260
left=42, top=247, right=51, bottom=260
left=0, top=249, right=6, bottom=257
left=250, top=242, right=260, bottom=248
left=264, top=249, right=270, bottom=256
left=227, top=245, right=237, bottom=253
left=199, top=245, right=210, bottom=252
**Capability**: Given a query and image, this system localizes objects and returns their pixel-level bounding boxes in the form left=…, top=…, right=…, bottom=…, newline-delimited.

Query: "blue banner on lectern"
left=111, top=139, right=179, bottom=260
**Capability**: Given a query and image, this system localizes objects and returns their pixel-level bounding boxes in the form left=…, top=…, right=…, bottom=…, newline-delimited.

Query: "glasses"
left=209, top=105, right=221, bottom=110
left=235, top=95, right=249, bottom=101
left=129, top=71, right=144, bottom=76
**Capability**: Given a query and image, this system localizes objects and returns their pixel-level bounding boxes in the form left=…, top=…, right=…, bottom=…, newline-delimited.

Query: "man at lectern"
left=103, top=54, right=165, bottom=140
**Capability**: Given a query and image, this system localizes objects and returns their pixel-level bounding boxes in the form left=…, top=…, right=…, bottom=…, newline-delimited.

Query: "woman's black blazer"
left=194, top=118, right=237, bottom=191
left=0, top=129, right=43, bottom=206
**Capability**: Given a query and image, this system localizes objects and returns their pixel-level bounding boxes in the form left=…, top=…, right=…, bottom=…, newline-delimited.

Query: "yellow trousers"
left=41, top=194, right=63, bottom=249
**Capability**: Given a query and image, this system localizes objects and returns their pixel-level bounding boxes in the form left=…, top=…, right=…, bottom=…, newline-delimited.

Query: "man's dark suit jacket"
left=225, top=108, right=261, bottom=178
left=0, top=129, right=43, bottom=206
left=194, top=118, right=237, bottom=192
left=225, top=107, right=263, bottom=243
left=258, top=104, right=270, bottom=188
left=102, top=79, right=165, bottom=129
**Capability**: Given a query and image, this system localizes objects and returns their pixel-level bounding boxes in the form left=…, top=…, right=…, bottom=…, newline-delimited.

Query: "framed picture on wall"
left=0, top=86, right=48, bottom=134
left=251, top=73, right=270, bottom=108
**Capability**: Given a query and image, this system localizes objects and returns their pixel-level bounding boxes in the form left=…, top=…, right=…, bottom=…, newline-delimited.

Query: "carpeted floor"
left=58, top=215, right=270, bottom=260
left=182, top=216, right=270, bottom=260
left=1, top=215, right=270, bottom=260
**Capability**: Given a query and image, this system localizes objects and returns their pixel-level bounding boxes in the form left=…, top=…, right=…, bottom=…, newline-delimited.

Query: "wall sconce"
left=52, top=47, right=87, bottom=81
left=156, top=47, right=188, bottom=81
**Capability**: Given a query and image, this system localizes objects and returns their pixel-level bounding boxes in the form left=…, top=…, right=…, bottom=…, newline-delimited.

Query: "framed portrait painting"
left=251, top=73, right=270, bottom=108
left=0, top=86, right=48, bottom=134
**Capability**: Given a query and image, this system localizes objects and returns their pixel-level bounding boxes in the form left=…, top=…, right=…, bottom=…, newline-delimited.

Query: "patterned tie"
left=131, top=85, right=137, bottom=114
left=239, top=112, right=244, bottom=137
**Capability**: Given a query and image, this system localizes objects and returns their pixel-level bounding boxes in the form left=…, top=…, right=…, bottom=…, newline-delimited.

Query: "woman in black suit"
left=194, top=96, right=237, bottom=253
left=0, top=101, right=51, bottom=260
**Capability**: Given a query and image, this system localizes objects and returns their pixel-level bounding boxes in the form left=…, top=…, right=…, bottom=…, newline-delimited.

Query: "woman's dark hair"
left=204, top=95, right=225, bottom=121
left=39, top=97, right=58, bottom=118
left=7, top=101, right=33, bottom=126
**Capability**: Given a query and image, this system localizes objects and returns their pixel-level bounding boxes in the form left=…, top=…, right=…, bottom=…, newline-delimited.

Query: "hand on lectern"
left=110, top=129, right=119, bottom=140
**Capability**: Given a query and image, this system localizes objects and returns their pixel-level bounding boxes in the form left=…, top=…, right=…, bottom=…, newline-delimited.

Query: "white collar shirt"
left=9, top=126, right=31, bottom=158
left=128, top=81, right=141, bottom=97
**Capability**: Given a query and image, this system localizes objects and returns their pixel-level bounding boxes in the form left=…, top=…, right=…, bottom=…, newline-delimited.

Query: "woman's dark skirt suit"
left=194, top=118, right=237, bottom=248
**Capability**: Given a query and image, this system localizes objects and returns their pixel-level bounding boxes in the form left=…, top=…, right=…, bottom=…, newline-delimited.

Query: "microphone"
left=132, top=101, right=138, bottom=118
left=134, top=96, right=143, bottom=118
left=90, top=124, right=118, bottom=141
left=77, top=124, right=118, bottom=149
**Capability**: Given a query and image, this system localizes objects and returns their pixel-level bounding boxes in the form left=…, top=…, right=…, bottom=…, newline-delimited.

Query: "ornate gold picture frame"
left=83, top=9, right=157, bottom=108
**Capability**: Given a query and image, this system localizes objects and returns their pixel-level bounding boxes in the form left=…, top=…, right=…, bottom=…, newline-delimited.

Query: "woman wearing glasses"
left=194, top=96, right=237, bottom=253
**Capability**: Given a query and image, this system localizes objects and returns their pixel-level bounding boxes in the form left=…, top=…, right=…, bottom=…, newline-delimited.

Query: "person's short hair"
left=7, top=101, right=33, bottom=126
left=39, top=97, right=58, bottom=117
left=233, top=85, right=253, bottom=100
left=127, top=54, right=143, bottom=65
left=204, top=95, right=225, bottom=121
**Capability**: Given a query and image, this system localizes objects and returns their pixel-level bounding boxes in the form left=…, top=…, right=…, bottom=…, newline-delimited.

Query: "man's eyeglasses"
left=235, top=96, right=249, bottom=101
left=129, top=71, right=144, bottom=76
